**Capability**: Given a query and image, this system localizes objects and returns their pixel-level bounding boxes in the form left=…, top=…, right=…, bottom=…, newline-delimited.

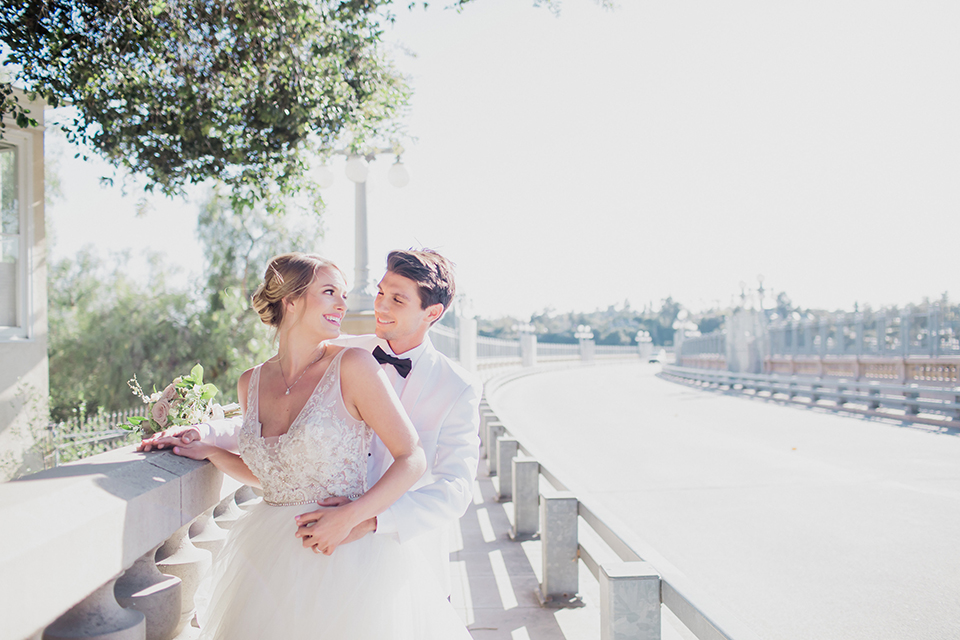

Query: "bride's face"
left=284, top=267, right=347, bottom=339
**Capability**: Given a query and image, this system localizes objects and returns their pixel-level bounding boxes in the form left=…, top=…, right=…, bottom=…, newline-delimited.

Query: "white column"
left=521, top=333, right=537, bottom=367
left=458, top=316, right=478, bottom=373
left=348, top=181, right=375, bottom=312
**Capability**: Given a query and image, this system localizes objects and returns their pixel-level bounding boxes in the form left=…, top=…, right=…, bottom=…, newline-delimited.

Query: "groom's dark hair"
left=386, top=249, right=456, bottom=315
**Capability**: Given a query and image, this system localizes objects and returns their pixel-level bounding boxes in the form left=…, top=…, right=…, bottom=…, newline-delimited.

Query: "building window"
left=0, top=137, right=28, bottom=340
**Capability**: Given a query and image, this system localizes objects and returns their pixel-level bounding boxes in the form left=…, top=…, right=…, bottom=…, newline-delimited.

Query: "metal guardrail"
left=662, top=364, right=960, bottom=427
left=480, top=364, right=762, bottom=640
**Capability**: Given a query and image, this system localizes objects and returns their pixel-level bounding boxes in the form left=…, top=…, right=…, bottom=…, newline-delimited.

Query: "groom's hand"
left=137, top=425, right=202, bottom=452
left=296, top=497, right=377, bottom=555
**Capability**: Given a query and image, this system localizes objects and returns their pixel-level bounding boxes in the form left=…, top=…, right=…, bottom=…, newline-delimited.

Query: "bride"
left=168, top=252, right=470, bottom=639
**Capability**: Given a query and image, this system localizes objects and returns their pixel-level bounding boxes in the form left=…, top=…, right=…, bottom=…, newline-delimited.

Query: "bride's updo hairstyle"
left=251, top=253, right=343, bottom=328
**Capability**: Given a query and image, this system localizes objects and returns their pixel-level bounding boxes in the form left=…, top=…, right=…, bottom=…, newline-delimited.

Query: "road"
left=490, top=363, right=960, bottom=640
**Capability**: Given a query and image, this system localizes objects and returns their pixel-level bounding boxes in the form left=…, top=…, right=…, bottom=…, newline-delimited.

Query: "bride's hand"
left=137, top=426, right=202, bottom=452
left=170, top=441, right=217, bottom=461
left=295, top=504, right=363, bottom=555
left=299, top=498, right=377, bottom=554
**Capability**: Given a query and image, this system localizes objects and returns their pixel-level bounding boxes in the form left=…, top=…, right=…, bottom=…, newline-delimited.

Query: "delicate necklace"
left=279, top=345, right=326, bottom=396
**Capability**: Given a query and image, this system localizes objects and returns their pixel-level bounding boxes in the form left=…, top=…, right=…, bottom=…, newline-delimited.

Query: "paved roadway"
left=490, top=363, right=960, bottom=640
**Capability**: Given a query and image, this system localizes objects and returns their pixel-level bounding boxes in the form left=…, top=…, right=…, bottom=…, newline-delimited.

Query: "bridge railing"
left=678, top=330, right=727, bottom=370
left=430, top=324, right=641, bottom=369
left=768, top=307, right=960, bottom=359
left=535, top=341, right=580, bottom=361
left=0, top=447, right=252, bottom=640
left=428, top=322, right=460, bottom=360
left=661, top=364, right=960, bottom=427
left=480, top=373, right=762, bottom=640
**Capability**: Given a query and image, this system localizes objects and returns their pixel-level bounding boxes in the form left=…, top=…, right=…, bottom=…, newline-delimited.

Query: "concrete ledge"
left=0, top=446, right=234, bottom=640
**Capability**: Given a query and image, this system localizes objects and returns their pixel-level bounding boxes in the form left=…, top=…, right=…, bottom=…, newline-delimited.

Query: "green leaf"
left=200, top=383, right=219, bottom=400
left=190, top=363, right=204, bottom=383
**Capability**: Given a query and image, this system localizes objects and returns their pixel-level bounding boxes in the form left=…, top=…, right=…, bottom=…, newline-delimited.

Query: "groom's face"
left=375, top=271, right=440, bottom=350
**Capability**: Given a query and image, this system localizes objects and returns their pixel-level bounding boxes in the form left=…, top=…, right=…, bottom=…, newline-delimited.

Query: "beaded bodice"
left=238, top=349, right=373, bottom=505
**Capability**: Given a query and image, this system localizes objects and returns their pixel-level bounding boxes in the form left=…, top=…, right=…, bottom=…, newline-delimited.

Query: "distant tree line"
left=477, top=298, right=684, bottom=346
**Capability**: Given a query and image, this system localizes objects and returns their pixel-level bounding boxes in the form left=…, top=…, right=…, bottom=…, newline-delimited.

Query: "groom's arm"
left=375, top=379, right=482, bottom=544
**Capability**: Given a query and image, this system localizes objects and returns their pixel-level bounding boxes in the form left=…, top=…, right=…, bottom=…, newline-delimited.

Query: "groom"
left=140, top=248, right=481, bottom=592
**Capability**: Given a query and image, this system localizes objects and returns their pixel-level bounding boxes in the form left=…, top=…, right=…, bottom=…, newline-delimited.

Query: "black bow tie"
left=372, top=346, right=412, bottom=378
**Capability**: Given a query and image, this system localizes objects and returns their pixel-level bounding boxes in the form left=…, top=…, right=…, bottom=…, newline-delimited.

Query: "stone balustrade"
left=1, top=446, right=245, bottom=640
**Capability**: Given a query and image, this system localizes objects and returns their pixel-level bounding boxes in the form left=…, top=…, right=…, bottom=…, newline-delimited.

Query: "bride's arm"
left=168, top=368, right=261, bottom=488
left=295, top=348, right=426, bottom=553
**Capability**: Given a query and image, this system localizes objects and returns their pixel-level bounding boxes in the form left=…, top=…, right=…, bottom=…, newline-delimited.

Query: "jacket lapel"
left=399, top=335, right=436, bottom=413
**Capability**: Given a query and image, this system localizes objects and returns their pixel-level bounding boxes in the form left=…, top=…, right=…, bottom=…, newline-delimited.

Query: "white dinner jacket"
left=331, top=334, right=482, bottom=545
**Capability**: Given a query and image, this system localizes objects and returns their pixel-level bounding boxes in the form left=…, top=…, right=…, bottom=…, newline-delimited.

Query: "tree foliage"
left=1, top=0, right=410, bottom=208
left=47, top=191, right=322, bottom=421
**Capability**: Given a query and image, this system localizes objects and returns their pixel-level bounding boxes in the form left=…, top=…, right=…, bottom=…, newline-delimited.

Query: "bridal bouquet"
left=121, top=363, right=240, bottom=437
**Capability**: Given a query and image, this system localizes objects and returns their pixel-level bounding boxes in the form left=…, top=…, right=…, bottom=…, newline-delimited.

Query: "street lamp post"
left=316, top=145, right=409, bottom=333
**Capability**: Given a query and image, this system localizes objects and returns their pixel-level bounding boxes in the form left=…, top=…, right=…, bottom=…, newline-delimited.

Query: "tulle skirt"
left=197, top=501, right=470, bottom=639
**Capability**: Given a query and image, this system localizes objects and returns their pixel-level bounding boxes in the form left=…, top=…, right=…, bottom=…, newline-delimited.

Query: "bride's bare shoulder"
left=335, top=346, right=380, bottom=379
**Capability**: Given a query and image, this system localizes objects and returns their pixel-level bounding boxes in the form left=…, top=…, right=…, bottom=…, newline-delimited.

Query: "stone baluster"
left=213, top=492, right=244, bottom=530
left=115, top=546, right=182, bottom=640
left=188, top=508, right=229, bottom=558
left=44, top=577, right=145, bottom=640
left=156, top=524, right=212, bottom=638
left=234, top=485, right=261, bottom=511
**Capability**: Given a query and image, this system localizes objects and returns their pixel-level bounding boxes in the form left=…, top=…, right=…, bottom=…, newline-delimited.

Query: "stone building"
left=0, top=89, right=48, bottom=480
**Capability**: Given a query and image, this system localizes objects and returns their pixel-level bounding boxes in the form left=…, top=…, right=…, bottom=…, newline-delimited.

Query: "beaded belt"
left=263, top=498, right=316, bottom=507
left=264, top=493, right=362, bottom=507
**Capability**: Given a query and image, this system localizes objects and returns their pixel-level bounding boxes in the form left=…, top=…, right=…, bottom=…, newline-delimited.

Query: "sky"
left=46, top=0, right=960, bottom=318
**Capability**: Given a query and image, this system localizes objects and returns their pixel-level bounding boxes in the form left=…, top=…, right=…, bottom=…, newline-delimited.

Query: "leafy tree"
left=1, top=0, right=410, bottom=209
left=46, top=189, right=322, bottom=421
left=47, top=249, right=209, bottom=420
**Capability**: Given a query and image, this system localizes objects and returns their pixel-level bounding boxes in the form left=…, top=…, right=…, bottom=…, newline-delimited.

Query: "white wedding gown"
left=197, top=349, right=471, bottom=639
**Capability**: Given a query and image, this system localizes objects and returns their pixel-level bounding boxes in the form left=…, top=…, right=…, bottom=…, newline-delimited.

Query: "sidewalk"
left=450, top=458, right=601, bottom=640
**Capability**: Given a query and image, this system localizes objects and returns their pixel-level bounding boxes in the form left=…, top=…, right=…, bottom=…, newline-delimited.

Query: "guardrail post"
left=496, top=437, right=519, bottom=501
left=600, top=562, right=661, bottom=640
left=903, top=387, right=920, bottom=415
left=867, top=385, right=881, bottom=411
left=537, top=490, right=581, bottom=607
left=511, top=457, right=540, bottom=540
left=486, top=422, right=505, bottom=475
left=479, top=409, right=497, bottom=459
